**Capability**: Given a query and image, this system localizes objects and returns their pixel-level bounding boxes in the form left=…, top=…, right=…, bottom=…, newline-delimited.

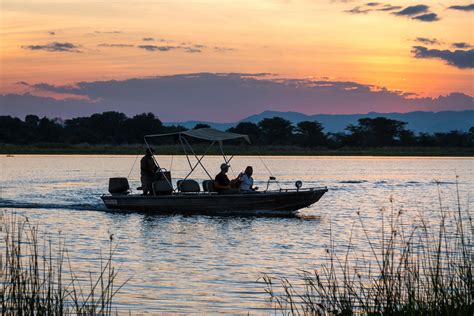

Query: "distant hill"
left=165, top=110, right=474, bottom=133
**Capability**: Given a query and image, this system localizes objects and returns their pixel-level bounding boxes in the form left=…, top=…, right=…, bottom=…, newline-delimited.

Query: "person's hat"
left=220, top=163, right=229, bottom=171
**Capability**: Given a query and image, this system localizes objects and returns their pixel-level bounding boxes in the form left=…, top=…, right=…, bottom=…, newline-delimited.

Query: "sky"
left=0, top=0, right=473, bottom=121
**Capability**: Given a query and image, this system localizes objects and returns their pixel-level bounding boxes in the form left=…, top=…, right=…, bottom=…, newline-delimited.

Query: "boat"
left=101, top=128, right=327, bottom=216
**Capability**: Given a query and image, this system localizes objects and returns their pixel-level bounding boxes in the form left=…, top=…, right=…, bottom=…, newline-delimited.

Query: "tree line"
left=0, top=112, right=473, bottom=148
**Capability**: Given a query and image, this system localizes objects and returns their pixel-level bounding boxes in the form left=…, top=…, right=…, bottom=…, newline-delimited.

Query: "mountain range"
left=165, top=110, right=474, bottom=134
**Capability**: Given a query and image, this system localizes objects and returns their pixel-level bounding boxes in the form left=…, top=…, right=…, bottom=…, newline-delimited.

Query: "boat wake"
left=0, top=200, right=106, bottom=211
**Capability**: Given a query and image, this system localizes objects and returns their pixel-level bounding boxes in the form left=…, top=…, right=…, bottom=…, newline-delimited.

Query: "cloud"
left=412, top=13, right=439, bottom=22
left=377, top=5, right=402, bottom=11
left=393, top=5, right=429, bottom=16
left=412, top=46, right=474, bottom=69
left=214, top=46, right=235, bottom=52
left=138, top=45, right=177, bottom=52
left=21, top=42, right=81, bottom=53
left=182, top=47, right=202, bottom=53
left=142, top=37, right=154, bottom=41
left=345, top=6, right=372, bottom=14
left=345, top=3, right=438, bottom=20
left=48, top=31, right=55, bottom=36
left=452, top=42, right=472, bottom=49
left=448, top=4, right=474, bottom=11
left=94, top=30, right=122, bottom=34
left=98, top=43, right=134, bottom=48
left=4, top=73, right=471, bottom=122
left=415, top=37, right=442, bottom=45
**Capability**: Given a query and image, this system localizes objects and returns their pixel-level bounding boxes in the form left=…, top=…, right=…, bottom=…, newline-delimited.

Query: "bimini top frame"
left=144, top=128, right=251, bottom=188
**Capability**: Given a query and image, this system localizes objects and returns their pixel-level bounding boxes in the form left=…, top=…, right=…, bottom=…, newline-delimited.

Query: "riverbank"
left=1, top=143, right=473, bottom=156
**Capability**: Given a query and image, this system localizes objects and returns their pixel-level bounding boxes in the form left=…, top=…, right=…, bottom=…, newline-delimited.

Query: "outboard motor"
left=108, top=177, right=130, bottom=195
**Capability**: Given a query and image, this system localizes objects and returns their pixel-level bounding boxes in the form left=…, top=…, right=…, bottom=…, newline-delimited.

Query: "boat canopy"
left=145, top=128, right=250, bottom=143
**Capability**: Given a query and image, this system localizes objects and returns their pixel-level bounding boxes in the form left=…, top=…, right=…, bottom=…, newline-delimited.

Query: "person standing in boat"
left=239, top=166, right=256, bottom=192
left=140, top=148, right=158, bottom=195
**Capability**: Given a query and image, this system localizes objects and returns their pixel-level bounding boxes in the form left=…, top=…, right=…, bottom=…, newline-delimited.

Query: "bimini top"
left=145, top=128, right=250, bottom=143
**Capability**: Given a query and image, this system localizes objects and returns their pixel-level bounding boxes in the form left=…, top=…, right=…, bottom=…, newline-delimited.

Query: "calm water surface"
left=0, top=155, right=472, bottom=314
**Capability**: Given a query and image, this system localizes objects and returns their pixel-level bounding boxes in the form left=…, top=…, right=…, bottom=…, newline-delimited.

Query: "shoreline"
left=1, top=144, right=473, bottom=156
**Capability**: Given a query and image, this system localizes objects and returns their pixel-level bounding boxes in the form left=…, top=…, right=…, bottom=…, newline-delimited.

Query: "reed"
left=262, top=180, right=473, bottom=315
left=0, top=212, right=127, bottom=315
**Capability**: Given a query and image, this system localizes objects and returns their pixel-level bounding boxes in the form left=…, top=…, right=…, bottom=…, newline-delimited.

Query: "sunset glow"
left=0, top=0, right=473, bottom=120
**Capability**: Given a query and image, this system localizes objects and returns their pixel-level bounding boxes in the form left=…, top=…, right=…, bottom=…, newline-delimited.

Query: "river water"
left=0, top=155, right=472, bottom=314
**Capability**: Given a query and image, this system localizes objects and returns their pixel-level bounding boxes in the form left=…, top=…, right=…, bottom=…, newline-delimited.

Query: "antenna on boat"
left=259, top=156, right=281, bottom=191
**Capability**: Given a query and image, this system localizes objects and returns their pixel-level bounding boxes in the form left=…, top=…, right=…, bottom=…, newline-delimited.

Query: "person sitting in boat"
left=140, top=148, right=158, bottom=195
left=239, top=166, right=257, bottom=192
left=214, top=163, right=240, bottom=194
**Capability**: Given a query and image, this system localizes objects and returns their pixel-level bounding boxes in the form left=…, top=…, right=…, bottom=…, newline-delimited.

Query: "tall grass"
left=263, top=181, right=473, bottom=315
left=0, top=212, right=127, bottom=315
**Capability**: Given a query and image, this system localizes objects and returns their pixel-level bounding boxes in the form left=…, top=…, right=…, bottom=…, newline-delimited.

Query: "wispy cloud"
left=98, top=43, right=134, bottom=48
left=412, top=46, right=474, bottom=69
left=22, top=42, right=81, bottom=53
left=393, top=5, right=429, bottom=16
left=377, top=5, right=402, bottom=11
left=452, top=42, right=473, bottom=49
left=214, top=46, right=236, bottom=52
left=142, top=37, right=154, bottom=41
left=94, top=30, right=122, bottom=34
left=345, top=3, right=439, bottom=21
left=48, top=31, right=55, bottom=36
left=345, top=6, right=372, bottom=14
left=138, top=45, right=177, bottom=52
left=415, top=37, right=442, bottom=45
left=412, top=13, right=439, bottom=22
left=448, top=4, right=474, bottom=12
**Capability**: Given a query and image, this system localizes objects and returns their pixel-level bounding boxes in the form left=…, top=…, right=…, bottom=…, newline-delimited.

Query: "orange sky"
left=1, top=0, right=473, bottom=98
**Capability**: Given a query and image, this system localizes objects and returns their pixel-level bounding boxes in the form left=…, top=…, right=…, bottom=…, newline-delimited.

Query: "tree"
left=193, top=123, right=211, bottom=129
left=227, top=122, right=260, bottom=144
left=295, top=121, right=327, bottom=147
left=125, top=113, right=164, bottom=143
left=345, top=117, right=409, bottom=147
left=258, top=117, right=294, bottom=145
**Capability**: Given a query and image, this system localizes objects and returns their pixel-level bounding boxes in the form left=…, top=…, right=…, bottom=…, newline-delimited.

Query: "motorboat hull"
left=101, top=188, right=327, bottom=216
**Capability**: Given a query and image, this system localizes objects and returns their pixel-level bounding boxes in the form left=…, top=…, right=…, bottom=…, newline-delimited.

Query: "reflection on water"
left=0, top=155, right=472, bottom=313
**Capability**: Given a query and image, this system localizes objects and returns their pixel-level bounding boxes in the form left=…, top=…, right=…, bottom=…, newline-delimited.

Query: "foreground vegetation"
left=263, top=182, right=473, bottom=315
left=0, top=212, right=126, bottom=315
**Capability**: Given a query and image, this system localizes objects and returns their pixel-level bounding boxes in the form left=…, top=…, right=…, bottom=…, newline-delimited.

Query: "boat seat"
left=152, top=180, right=173, bottom=195
left=177, top=179, right=200, bottom=192
left=202, top=180, right=217, bottom=192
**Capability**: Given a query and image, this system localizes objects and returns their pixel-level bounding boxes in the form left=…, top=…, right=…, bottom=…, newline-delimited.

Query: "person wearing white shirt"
left=239, top=166, right=255, bottom=192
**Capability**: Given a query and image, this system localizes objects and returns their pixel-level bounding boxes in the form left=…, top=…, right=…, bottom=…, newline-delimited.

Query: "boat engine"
left=108, top=177, right=130, bottom=195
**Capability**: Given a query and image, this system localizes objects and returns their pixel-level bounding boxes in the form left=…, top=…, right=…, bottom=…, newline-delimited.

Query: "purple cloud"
left=452, top=42, right=472, bottom=49
left=98, top=43, right=134, bottom=48
left=3, top=73, right=471, bottom=122
left=415, top=37, right=442, bottom=45
left=22, top=42, right=81, bottom=53
left=412, top=13, right=439, bottom=22
left=448, top=4, right=474, bottom=11
left=138, top=45, right=177, bottom=52
left=394, top=5, right=429, bottom=16
left=412, top=46, right=474, bottom=69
